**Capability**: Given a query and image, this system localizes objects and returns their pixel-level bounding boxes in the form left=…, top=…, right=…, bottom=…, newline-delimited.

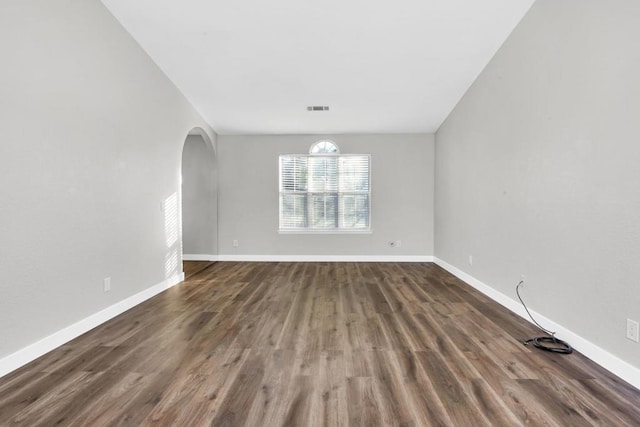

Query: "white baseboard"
left=0, top=273, right=184, bottom=379
left=217, top=254, right=434, bottom=262
left=183, top=254, right=219, bottom=261
left=434, top=257, right=640, bottom=391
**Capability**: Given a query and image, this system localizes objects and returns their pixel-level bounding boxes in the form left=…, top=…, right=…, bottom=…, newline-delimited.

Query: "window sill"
left=278, top=229, right=372, bottom=235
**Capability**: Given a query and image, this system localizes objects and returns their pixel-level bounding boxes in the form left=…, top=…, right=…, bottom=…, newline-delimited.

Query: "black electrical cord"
left=516, top=281, right=573, bottom=354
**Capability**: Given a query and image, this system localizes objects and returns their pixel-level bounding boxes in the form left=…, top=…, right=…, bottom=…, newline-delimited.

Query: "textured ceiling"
left=102, top=0, right=534, bottom=135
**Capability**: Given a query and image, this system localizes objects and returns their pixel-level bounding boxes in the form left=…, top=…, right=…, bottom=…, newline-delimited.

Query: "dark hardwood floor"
left=1, top=261, right=638, bottom=426
left=183, top=260, right=217, bottom=280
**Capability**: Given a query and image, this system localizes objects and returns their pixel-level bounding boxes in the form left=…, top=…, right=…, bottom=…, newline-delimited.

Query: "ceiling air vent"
left=307, top=106, right=329, bottom=111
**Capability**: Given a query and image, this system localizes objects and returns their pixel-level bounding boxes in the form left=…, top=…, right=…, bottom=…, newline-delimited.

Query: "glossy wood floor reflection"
left=1, top=262, right=639, bottom=426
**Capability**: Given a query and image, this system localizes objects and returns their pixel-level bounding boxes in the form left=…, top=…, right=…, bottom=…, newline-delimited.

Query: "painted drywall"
left=182, top=135, right=218, bottom=257
left=218, top=134, right=434, bottom=258
left=435, top=0, right=640, bottom=370
left=0, top=1, right=213, bottom=362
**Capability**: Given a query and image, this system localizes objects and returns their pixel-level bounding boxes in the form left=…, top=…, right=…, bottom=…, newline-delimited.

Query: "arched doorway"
left=180, top=128, right=218, bottom=271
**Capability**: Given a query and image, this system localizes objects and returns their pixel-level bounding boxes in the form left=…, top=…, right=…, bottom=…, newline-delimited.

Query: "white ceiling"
left=101, top=0, right=534, bottom=135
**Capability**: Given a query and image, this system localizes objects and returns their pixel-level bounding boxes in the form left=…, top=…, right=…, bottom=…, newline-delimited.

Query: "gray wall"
left=218, top=134, right=434, bottom=257
left=182, top=135, right=218, bottom=256
left=0, top=1, right=212, bottom=360
left=435, top=0, right=640, bottom=369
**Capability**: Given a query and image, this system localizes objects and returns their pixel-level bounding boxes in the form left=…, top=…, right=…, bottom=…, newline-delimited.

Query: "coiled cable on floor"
left=516, top=281, right=573, bottom=354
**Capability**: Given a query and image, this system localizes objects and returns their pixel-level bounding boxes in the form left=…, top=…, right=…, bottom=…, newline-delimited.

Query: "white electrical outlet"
left=103, top=277, right=111, bottom=293
left=389, top=240, right=401, bottom=248
left=520, top=274, right=526, bottom=283
left=233, top=239, right=239, bottom=247
left=468, top=255, right=473, bottom=265
left=626, top=319, right=639, bottom=343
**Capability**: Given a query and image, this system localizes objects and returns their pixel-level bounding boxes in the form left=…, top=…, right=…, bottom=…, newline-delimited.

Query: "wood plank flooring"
left=1, top=261, right=638, bottom=426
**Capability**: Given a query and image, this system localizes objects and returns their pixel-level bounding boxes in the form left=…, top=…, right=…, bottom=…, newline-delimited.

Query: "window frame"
left=278, top=150, right=372, bottom=234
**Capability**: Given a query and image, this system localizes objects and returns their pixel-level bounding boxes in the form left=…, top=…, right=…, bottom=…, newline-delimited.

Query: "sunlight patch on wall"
left=164, top=192, right=179, bottom=248
left=165, top=248, right=179, bottom=279
left=164, top=192, right=181, bottom=279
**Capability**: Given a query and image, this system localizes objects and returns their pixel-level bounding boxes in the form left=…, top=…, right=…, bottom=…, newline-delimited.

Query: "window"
left=310, top=140, right=338, bottom=154
left=279, top=141, right=370, bottom=233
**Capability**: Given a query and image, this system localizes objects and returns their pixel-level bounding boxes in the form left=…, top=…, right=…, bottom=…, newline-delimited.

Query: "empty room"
left=1, top=0, right=639, bottom=425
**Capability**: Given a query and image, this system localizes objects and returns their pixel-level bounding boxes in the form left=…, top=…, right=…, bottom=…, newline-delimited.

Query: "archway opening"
left=180, top=128, right=217, bottom=276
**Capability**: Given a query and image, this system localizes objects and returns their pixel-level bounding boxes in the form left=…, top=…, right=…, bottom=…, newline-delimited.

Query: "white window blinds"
left=279, top=154, right=371, bottom=232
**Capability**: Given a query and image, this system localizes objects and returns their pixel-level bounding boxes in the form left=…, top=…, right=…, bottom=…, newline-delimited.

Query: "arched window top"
left=310, top=140, right=339, bottom=154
